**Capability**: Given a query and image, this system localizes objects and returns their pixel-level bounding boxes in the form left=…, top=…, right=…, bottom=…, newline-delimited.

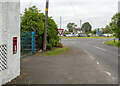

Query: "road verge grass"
left=62, top=37, right=115, bottom=39
left=104, top=40, right=120, bottom=48
left=37, top=46, right=68, bottom=56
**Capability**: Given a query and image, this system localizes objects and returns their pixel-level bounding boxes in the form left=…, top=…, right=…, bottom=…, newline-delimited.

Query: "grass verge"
left=37, top=46, right=68, bottom=56
left=62, top=37, right=115, bottom=39
left=104, top=40, right=120, bottom=48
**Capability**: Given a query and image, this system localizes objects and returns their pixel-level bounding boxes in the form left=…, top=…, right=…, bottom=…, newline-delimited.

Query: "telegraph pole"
left=60, top=16, right=62, bottom=29
left=43, top=0, right=49, bottom=51
left=60, top=16, right=62, bottom=44
left=118, top=1, right=120, bottom=13
left=80, top=20, right=82, bottom=28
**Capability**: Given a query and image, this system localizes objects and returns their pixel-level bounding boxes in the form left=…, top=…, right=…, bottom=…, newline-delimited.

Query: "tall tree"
left=81, top=22, right=92, bottom=32
left=67, top=23, right=77, bottom=32
left=102, top=25, right=113, bottom=34
left=109, top=13, right=120, bottom=40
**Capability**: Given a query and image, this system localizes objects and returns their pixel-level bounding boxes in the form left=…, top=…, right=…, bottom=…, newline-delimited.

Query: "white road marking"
left=90, top=56, right=94, bottom=60
left=83, top=49, right=114, bottom=78
left=105, top=71, right=111, bottom=76
left=83, top=50, right=95, bottom=61
left=96, top=62, right=99, bottom=65
left=103, top=42, right=104, bottom=44
left=94, top=46, right=106, bottom=51
left=83, top=50, right=88, bottom=54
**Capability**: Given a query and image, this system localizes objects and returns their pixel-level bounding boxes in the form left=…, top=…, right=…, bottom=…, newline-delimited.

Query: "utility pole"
left=80, top=20, right=82, bottom=28
left=118, top=1, right=120, bottom=13
left=43, top=0, right=49, bottom=51
left=60, top=16, right=62, bottom=44
left=60, top=16, right=62, bottom=29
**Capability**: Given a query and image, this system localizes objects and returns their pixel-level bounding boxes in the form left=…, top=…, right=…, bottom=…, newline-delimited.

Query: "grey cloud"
left=20, top=0, right=119, bottom=30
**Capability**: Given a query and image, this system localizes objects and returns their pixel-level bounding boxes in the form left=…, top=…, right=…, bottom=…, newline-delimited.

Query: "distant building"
left=73, top=28, right=85, bottom=34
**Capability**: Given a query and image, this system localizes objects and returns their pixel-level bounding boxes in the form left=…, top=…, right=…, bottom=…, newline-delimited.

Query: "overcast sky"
left=20, top=0, right=119, bottom=30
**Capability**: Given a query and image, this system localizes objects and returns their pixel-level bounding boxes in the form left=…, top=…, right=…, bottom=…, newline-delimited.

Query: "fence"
left=21, top=31, right=35, bottom=58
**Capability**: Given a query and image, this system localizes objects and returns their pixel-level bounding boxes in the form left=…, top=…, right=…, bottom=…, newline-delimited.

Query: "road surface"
left=62, top=38, right=118, bottom=82
left=7, top=38, right=118, bottom=84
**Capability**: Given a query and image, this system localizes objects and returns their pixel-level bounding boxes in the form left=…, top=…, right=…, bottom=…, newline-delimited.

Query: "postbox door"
left=13, top=37, right=17, bottom=54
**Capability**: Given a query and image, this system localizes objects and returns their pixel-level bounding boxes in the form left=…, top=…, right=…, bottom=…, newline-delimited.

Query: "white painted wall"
left=0, top=0, right=20, bottom=85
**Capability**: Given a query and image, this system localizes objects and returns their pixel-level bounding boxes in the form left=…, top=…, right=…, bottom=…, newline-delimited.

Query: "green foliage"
left=37, top=47, right=68, bottom=56
left=104, top=40, right=120, bottom=48
left=93, top=29, right=97, bottom=34
left=109, top=13, right=120, bottom=40
left=67, top=23, right=77, bottom=32
left=21, top=6, right=59, bottom=50
left=81, top=22, right=92, bottom=32
left=102, top=25, right=113, bottom=34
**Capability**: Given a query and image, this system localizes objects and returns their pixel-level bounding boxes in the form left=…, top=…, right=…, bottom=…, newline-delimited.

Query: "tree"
left=102, top=25, right=113, bottom=34
left=67, top=23, right=77, bottom=32
left=21, top=6, right=58, bottom=50
left=109, top=13, right=120, bottom=40
left=81, top=22, right=92, bottom=32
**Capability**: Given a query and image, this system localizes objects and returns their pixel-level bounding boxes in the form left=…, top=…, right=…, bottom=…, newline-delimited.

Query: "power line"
left=69, top=0, right=82, bottom=28
left=69, top=0, right=77, bottom=16
left=29, top=0, right=32, bottom=7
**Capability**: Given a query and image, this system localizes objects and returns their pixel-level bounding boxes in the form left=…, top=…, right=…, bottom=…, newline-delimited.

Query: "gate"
left=21, top=32, right=35, bottom=58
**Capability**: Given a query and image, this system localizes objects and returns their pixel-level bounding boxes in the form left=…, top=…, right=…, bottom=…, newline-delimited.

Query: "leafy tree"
left=102, top=25, right=113, bottom=34
left=90, top=29, right=97, bottom=34
left=109, top=13, right=120, bottom=40
left=81, top=22, right=92, bottom=32
left=21, top=6, right=58, bottom=50
left=67, top=23, right=77, bottom=32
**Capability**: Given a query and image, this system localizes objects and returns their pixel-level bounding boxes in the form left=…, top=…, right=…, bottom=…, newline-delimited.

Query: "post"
left=60, top=16, right=62, bottom=29
left=60, top=16, right=62, bottom=44
left=80, top=20, right=82, bottom=28
left=43, top=0, right=49, bottom=51
left=32, top=27, right=36, bottom=53
left=118, top=1, right=120, bottom=13
left=118, top=1, right=120, bottom=41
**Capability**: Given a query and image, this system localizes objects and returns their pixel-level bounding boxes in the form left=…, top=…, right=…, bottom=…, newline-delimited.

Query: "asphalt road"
left=62, top=38, right=118, bottom=81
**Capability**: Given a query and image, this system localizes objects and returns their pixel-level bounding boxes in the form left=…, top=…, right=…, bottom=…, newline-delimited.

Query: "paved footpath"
left=8, top=46, right=117, bottom=84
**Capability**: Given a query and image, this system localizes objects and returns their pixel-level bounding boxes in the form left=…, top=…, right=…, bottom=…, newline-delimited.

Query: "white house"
left=0, top=0, right=20, bottom=85
left=73, top=28, right=85, bottom=35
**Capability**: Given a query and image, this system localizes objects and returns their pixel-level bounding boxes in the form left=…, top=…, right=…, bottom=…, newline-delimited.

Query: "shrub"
left=21, top=6, right=59, bottom=50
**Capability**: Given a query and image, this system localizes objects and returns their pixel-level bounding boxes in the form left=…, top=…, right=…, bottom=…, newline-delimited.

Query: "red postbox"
left=13, top=37, right=17, bottom=54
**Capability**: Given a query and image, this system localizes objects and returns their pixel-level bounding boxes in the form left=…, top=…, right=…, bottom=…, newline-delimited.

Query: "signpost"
left=57, top=29, right=64, bottom=44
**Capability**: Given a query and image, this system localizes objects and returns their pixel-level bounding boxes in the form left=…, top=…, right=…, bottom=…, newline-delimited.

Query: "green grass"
left=104, top=40, right=120, bottom=48
left=37, top=47, right=68, bottom=56
left=62, top=37, right=115, bottom=39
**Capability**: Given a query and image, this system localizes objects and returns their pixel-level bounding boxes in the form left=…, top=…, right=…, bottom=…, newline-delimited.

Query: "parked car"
left=102, top=34, right=113, bottom=37
left=78, top=35, right=87, bottom=37
left=63, top=34, right=66, bottom=37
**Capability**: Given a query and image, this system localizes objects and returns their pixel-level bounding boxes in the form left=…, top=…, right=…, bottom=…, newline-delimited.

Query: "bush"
left=21, top=6, right=59, bottom=50
left=47, top=43, right=52, bottom=50
left=56, top=43, right=63, bottom=48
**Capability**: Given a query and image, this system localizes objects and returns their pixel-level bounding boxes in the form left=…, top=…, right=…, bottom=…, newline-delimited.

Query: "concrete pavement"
left=7, top=44, right=117, bottom=84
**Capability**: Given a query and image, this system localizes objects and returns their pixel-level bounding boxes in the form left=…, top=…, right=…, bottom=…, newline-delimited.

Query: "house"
left=73, top=28, right=85, bottom=35
left=0, top=1, right=20, bottom=85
